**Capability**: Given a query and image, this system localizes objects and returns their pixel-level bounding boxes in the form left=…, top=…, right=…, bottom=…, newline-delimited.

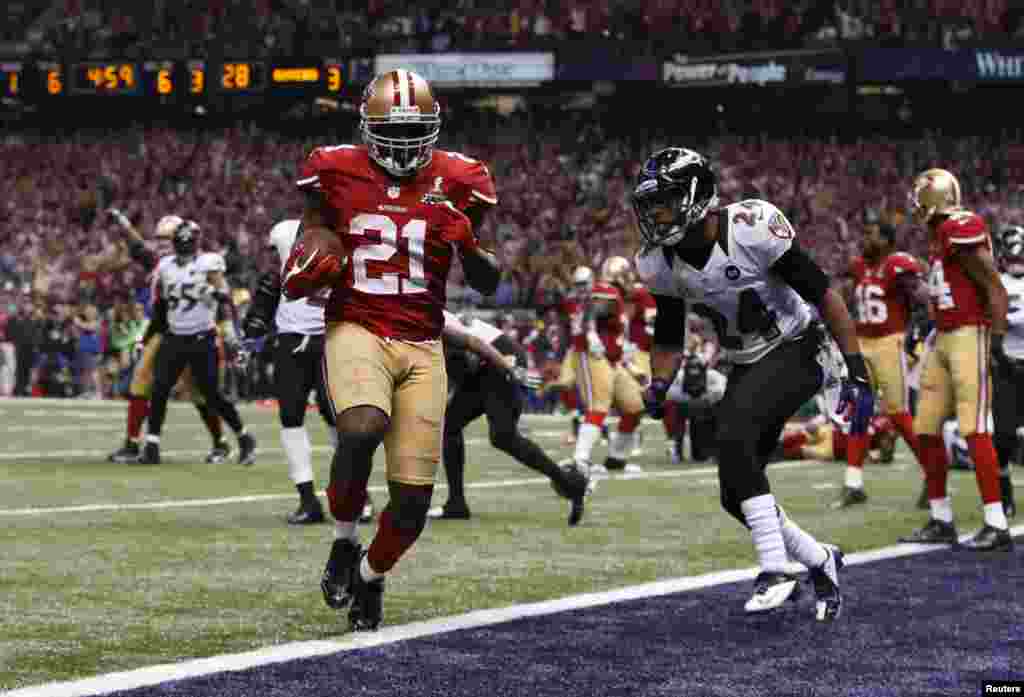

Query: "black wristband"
left=844, top=353, right=870, bottom=383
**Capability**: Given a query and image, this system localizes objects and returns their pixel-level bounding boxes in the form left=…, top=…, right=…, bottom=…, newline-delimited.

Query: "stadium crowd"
left=4, top=0, right=1023, bottom=58
left=2, top=118, right=1023, bottom=398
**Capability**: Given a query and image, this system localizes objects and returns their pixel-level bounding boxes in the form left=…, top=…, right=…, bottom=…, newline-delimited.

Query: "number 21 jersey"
left=635, top=200, right=813, bottom=365
left=296, top=145, right=497, bottom=342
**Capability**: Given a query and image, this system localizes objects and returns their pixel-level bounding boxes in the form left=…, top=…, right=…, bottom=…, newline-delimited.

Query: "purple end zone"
left=107, top=546, right=1023, bottom=697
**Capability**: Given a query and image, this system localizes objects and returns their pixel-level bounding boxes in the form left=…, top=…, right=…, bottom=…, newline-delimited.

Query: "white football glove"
left=586, top=331, right=605, bottom=358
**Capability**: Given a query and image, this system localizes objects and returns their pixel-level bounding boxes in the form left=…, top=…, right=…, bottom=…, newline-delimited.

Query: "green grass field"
left=0, top=398, right=1003, bottom=690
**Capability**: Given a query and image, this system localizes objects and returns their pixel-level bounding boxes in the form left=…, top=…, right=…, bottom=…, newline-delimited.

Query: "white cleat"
left=744, top=571, right=801, bottom=614
left=621, top=463, right=644, bottom=475
left=588, top=462, right=609, bottom=479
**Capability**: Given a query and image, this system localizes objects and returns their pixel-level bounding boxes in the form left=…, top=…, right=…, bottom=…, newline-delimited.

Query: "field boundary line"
left=8, top=521, right=1023, bottom=697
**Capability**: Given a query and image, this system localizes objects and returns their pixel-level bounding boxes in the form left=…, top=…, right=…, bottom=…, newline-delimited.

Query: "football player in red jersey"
left=596, top=256, right=648, bottom=473
left=555, top=264, right=646, bottom=478
left=898, top=168, right=1012, bottom=551
left=285, top=69, right=501, bottom=631
left=832, top=217, right=930, bottom=508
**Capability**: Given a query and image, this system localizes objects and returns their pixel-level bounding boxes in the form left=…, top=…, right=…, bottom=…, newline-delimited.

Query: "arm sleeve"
left=653, top=294, right=687, bottom=347
left=770, top=242, right=831, bottom=306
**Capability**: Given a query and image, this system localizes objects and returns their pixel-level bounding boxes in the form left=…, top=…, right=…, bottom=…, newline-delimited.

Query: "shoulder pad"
left=635, top=247, right=678, bottom=298
left=591, top=282, right=621, bottom=301
left=941, top=210, right=987, bottom=244
left=436, top=150, right=498, bottom=207
left=296, top=144, right=361, bottom=191
left=885, top=252, right=922, bottom=276
left=198, top=253, right=226, bottom=273
left=729, top=200, right=794, bottom=267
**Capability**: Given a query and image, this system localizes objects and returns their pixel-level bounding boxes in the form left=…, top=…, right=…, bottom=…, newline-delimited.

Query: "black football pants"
left=273, top=333, right=334, bottom=429
left=992, top=362, right=1024, bottom=470
left=715, top=328, right=824, bottom=525
left=148, top=331, right=243, bottom=439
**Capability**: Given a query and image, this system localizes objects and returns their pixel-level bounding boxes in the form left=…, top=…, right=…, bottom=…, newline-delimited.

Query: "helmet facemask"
left=632, top=175, right=718, bottom=247
left=360, top=106, right=441, bottom=178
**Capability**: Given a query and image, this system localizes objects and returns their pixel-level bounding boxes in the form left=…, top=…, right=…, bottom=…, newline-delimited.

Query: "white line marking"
left=10, top=522, right=1023, bottom=697
left=0, top=462, right=823, bottom=517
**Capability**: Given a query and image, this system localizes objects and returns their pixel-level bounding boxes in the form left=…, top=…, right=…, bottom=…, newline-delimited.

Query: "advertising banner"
left=662, top=50, right=845, bottom=88
left=859, top=48, right=1024, bottom=82
left=374, top=53, right=554, bottom=87
left=557, top=47, right=658, bottom=81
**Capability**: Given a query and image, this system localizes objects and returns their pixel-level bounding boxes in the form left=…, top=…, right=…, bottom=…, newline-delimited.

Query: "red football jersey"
left=560, top=283, right=626, bottom=363
left=628, top=283, right=657, bottom=351
left=296, top=145, right=492, bottom=341
left=850, top=252, right=923, bottom=337
left=927, top=210, right=991, bottom=331
left=560, top=295, right=589, bottom=355
left=592, top=281, right=627, bottom=364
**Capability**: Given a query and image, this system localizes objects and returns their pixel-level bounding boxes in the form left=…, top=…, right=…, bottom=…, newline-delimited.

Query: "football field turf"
left=1, top=397, right=1020, bottom=693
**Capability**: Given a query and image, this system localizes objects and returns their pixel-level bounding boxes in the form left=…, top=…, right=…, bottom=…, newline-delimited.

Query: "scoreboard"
left=1, top=59, right=349, bottom=99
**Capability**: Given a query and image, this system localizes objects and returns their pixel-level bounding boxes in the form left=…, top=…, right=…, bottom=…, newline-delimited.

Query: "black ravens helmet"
left=997, top=225, right=1024, bottom=277
left=631, top=147, right=719, bottom=247
left=173, top=219, right=200, bottom=260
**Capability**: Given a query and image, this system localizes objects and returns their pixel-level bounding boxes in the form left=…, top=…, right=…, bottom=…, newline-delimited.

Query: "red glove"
left=282, top=240, right=346, bottom=300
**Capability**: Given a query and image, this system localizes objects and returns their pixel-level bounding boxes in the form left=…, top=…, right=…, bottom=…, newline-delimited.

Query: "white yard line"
left=0, top=462, right=819, bottom=515
left=9, top=520, right=1023, bottom=697
left=0, top=461, right=822, bottom=516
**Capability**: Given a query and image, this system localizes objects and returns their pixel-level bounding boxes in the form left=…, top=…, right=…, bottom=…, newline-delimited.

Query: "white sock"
left=844, top=466, right=864, bottom=490
left=929, top=497, right=954, bottom=524
left=334, top=521, right=357, bottom=541
left=326, top=427, right=338, bottom=450
left=145, top=434, right=160, bottom=444
left=609, top=430, right=636, bottom=460
left=281, top=427, right=313, bottom=486
left=360, top=554, right=385, bottom=582
left=983, top=502, right=1009, bottom=530
left=574, top=422, right=602, bottom=464
left=777, top=507, right=827, bottom=569
left=741, top=494, right=788, bottom=573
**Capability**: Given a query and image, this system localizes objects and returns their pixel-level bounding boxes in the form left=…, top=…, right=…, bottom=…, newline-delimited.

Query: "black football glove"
left=241, top=312, right=270, bottom=340
left=837, top=353, right=874, bottom=436
left=644, top=378, right=671, bottom=419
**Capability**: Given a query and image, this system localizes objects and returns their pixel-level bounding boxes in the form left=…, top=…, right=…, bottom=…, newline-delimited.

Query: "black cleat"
left=237, top=433, right=257, bottom=466
left=286, top=502, right=325, bottom=525
left=108, top=440, right=140, bottom=463
left=961, top=524, right=1013, bottom=551
left=1000, top=476, right=1016, bottom=518
left=205, top=440, right=232, bottom=464
left=552, top=464, right=588, bottom=527
left=898, top=518, right=958, bottom=545
left=137, top=442, right=160, bottom=465
left=348, top=552, right=384, bottom=631
left=604, top=456, right=627, bottom=471
left=915, top=484, right=929, bottom=510
left=808, top=544, right=845, bottom=622
left=830, top=486, right=868, bottom=510
left=427, top=503, right=471, bottom=520
left=321, top=539, right=360, bottom=609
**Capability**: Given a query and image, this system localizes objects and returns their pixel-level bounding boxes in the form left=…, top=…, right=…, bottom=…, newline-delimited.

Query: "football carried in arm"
left=282, top=226, right=348, bottom=300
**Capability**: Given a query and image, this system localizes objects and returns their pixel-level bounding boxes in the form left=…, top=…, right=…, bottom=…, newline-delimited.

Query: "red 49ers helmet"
left=360, top=69, right=441, bottom=178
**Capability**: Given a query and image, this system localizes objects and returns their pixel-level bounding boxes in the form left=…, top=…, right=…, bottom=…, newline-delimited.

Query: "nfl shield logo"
left=387, top=186, right=401, bottom=199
